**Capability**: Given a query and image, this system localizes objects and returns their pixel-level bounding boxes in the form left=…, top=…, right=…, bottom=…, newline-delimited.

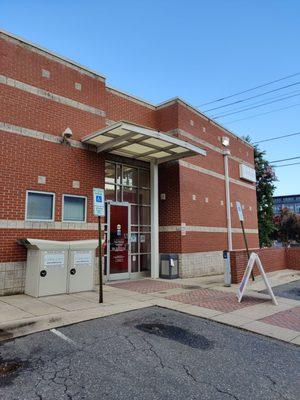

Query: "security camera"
left=62, top=127, right=73, bottom=141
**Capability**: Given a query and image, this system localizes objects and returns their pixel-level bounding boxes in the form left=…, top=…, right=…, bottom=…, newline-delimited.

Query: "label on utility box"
left=43, top=251, right=65, bottom=268
left=74, top=251, right=92, bottom=266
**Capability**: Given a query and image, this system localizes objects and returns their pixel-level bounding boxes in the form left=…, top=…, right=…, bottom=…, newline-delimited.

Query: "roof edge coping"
left=0, top=28, right=106, bottom=81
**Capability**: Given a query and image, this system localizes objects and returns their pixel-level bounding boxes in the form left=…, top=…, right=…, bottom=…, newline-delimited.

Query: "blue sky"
left=1, top=0, right=300, bottom=195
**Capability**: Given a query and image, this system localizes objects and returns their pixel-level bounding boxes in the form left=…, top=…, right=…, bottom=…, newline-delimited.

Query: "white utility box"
left=20, top=238, right=98, bottom=297
left=21, top=239, right=69, bottom=297
left=68, top=240, right=98, bottom=293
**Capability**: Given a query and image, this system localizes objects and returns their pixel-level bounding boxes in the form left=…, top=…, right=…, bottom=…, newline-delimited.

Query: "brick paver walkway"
left=109, top=279, right=183, bottom=294
left=166, top=288, right=266, bottom=313
left=260, top=306, right=300, bottom=332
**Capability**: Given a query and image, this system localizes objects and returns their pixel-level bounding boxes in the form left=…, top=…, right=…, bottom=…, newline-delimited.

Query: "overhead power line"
left=212, top=92, right=300, bottom=119
left=197, top=72, right=300, bottom=107
left=272, top=161, right=300, bottom=168
left=209, top=88, right=300, bottom=117
left=270, top=156, right=300, bottom=163
left=203, top=81, right=300, bottom=113
left=254, top=131, right=300, bottom=144
left=225, top=103, right=300, bottom=124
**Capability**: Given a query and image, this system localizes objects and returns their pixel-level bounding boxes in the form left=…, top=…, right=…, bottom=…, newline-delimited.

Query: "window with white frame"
left=63, top=195, right=86, bottom=222
left=26, top=191, right=55, bottom=221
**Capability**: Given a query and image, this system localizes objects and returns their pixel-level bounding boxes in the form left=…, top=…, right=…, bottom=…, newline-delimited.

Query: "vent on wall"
left=42, top=69, right=50, bottom=78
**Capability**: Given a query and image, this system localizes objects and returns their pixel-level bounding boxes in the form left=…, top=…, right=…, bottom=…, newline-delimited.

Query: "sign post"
left=93, top=188, right=105, bottom=303
left=236, top=201, right=255, bottom=281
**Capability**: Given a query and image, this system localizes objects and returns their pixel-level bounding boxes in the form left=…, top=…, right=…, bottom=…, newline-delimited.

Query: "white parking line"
left=50, top=328, right=77, bottom=346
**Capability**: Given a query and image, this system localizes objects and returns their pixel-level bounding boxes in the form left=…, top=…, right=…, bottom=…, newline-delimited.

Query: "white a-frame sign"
left=237, top=252, right=278, bottom=305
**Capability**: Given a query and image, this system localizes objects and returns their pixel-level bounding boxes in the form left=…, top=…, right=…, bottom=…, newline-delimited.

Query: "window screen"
left=26, top=192, right=54, bottom=221
left=63, top=196, right=86, bottom=222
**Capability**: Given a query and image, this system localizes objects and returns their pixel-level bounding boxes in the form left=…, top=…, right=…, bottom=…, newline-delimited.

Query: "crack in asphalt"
left=122, top=334, right=138, bottom=351
left=182, top=364, right=240, bottom=400
left=31, top=352, right=75, bottom=400
left=263, top=374, right=277, bottom=386
left=140, top=335, right=166, bottom=369
left=262, top=374, right=291, bottom=400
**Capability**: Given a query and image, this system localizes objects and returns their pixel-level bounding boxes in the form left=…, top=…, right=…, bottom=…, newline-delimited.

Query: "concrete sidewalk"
left=0, top=272, right=300, bottom=345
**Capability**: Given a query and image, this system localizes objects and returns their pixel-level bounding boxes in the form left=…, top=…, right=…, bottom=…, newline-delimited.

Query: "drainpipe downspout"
left=223, top=150, right=233, bottom=251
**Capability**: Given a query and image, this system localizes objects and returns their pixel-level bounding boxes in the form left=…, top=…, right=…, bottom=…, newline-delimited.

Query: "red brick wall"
left=179, top=168, right=227, bottom=228
left=156, top=103, right=179, bottom=132
left=174, top=100, right=258, bottom=254
left=106, top=88, right=157, bottom=128
left=1, top=85, right=105, bottom=141
left=159, top=162, right=181, bottom=226
left=286, top=248, right=300, bottom=270
left=0, top=35, right=106, bottom=110
left=0, top=131, right=104, bottom=262
left=0, top=229, right=98, bottom=263
left=229, top=247, right=300, bottom=283
left=159, top=232, right=182, bottom=253
left=0, top=131, right=104, bottom=221
left=177, top=102, right=254, bottom=164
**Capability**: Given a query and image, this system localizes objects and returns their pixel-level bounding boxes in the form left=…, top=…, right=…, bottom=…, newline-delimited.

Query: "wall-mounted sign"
left=239, top=164, right=256, bottom=183
left=236, top=201, right=244, bottom=222
left=131, top=233, right=137, bottom=243
left=93, top=188, right=105, bottom=216
left=140, top=234, right=146, bottom=243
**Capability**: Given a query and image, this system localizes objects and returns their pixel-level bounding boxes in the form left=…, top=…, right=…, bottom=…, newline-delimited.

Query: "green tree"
left=244, top=136, right=277, bottom=247
left=275, top=208, right=300, bottom=245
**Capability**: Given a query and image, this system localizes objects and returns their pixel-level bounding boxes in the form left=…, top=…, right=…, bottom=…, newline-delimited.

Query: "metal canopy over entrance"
left=82, top=121, right=206, bottom=163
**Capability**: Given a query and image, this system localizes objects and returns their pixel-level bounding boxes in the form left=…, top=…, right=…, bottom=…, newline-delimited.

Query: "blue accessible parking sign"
left=93, top=188, right=105, bottom=217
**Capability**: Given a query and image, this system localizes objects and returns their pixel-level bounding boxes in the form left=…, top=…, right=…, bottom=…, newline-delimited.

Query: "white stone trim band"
left=0, top=220, right=258, bottom=234
left=174, top=128, right=254, bottom=168
left=159, top=225, right=258, bottom=234
left=0, top=75, right=106, bottom=117
left=180, top=160, right=256, bottom=191
left=0, top=220, right=99, bottom=231
left=0, top=122, right=96, bottom=151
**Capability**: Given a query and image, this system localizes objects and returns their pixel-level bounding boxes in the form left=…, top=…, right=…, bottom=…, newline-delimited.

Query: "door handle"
left=40, top=270, right=47, bottom=277
left=70, top=268, right=76, bottom=275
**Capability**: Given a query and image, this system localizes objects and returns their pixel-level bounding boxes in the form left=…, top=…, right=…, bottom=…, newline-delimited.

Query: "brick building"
left=0, top=29, right=259, bottom=295
left=273, top=194, right=300, bottom=215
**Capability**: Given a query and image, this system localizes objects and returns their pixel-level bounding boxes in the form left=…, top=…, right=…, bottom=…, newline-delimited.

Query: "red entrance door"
left=109, top=204, right=129, bottom=275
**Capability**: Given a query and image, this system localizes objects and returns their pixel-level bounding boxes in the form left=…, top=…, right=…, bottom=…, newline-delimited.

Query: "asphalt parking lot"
left=0, top=306, right=299, bottom=400
left=261, top=279, right=300, bottom=301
